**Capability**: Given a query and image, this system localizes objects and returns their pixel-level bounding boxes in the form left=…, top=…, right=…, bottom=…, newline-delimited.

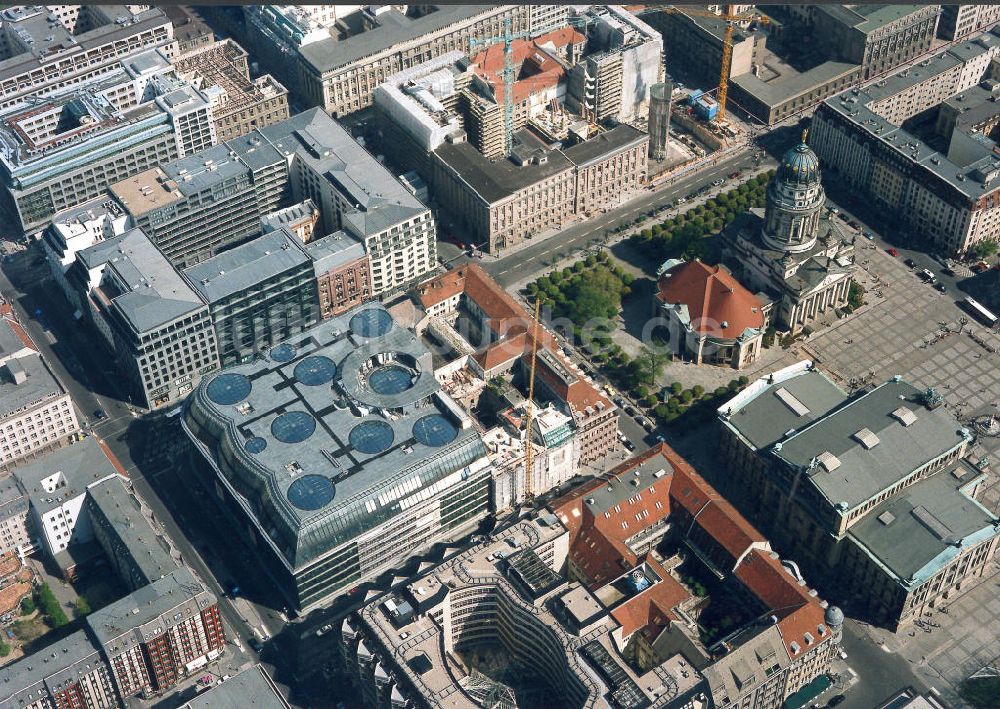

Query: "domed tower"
left=824, top=605, right=844, bottom=642
left=762, top=134, right=826, bottom=253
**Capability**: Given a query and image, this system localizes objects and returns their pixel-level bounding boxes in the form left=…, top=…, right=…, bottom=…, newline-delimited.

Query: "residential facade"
left=0, top=355, right=79, bottom=468
left=939, top=4, right=1000, bottom=40
left=305, top=231, right=372, bottom=319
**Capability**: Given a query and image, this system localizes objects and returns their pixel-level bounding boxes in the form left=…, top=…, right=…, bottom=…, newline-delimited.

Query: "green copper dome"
left=777, top=142, right=821, bottom=186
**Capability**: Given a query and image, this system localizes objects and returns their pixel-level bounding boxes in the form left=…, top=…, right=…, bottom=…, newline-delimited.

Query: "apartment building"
left=173, top=39, right=290, bottom=143
left=184, top=228, right=320, bottom=367
left=939, top=4, right=1000, bottom=40
left=180, top=665, right=291, bottom=709
left=417, top=264, right=618, bottom=466
left=248, top=5, right=552, bottom=116
left=718, top=361, right=1000, bottom=630
left=86, top=568, right=226, bottom=698
left=12, top=436, right=122, bottom=560
left=0, top=5, right=175, bottom=112
left=0, top=629, right=119, bottom=709
left=67, top=228, right=219, bottom=409
left=431, top=124, right=647, bottom=252
left=0, top=355, right=79, bottom=468
left=304, top=231, right=372, bottom=319
left=0, top=476, right=29, bottom=556
left=811, top=31, right=1000, bottom=254
left=181, top=303, right=492, bottom=612
left=87, top=475, right=179, bottom=592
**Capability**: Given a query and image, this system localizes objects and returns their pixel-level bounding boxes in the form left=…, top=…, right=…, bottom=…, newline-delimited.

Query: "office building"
left=67, top=228, right=219, bottom=409
left=811, top=32, right=1000, bottom=254
left=564, top=6, right=664, bottom=123
left=304, top=232, right=372, bottom=319
left=431, top=124, right=647, bottom=252
left=417, top=264, right=618, bottom=466
left=184, top=229, right=319, bottom=367
left=163, top=5, right=215, bottom=55
left=181, top=302, right=493, bottom=612
left=723, top=139, right=856, bottom=335
left=0, top=354, right=79, bottom=467
left=718, top=361, right=1000, bottom=629
left=654, top=260, right=766, bottom=369
left=87, top=568, right=226, bottom=699
left=112, top=109, right=434, bottom=295
left=12, top=436, right=123, bottom=560
left=86, top=475, right=179, bottom=592
left=0, top=5, right=175, bottom=112
left=248, top=5, right=547, bottom=117
left=0, top=629, right=119, bottom=709
left=342, top=445, right=838, bottom=709
left=173, top=39, right=290, bottom=144
left=939, top=5, right=1000, bottom=40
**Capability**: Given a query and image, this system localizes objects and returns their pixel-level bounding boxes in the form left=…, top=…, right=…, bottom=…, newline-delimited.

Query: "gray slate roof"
left=849, top=464, right=999, bottom=585
left=184, top=228, right=311, bottom=304
left=0, top=354, right=63, bottom=420
left=13, top=437, right=121, bottom=515
left=0, top=629, right=104, bottom=706
left=774, top=381, right=969, bottom=509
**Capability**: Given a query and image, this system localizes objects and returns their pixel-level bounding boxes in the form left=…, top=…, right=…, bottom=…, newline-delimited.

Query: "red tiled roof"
left=472, top=332, right=529, bottom=372
left=418, top=269, right=466, bottom=309
left=735, top=550, right=828, bottom=656
left=611, top=558, right=690, bottom=639
left=689, top=499, right=763, bottom=566
left=3, top=316, right=36, bottom=352
left=657, top=261, right=763, bottom=339
left=471, top=29, right=570, bottom=105
left=537, top=26, right=587, bottom=49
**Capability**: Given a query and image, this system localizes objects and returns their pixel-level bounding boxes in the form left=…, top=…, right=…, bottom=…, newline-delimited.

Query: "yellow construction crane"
left=654, top=5, right=769, bottom=123
left=524, top=297, right=541, bottom=502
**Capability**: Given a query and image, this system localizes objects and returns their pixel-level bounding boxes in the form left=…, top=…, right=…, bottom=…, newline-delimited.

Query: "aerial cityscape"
left=0, top=3, right=998, bottom=709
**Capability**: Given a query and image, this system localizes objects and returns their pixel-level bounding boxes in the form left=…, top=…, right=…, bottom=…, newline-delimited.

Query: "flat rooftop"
left=297, top=6, right=501, bottom=74
left=562, top=124, right=647, bottom=167
left=435, top=140, right=574, bottom=205
left=849, top=464, right=999, bottom=586
left=13, top=437, right=120, bottom=516
left=186, top=302, right=486, bottom=568
left=0, top=354, right=63, bottom=420
left=181, top=664, right=290, bottom=709
left=305, top=231, right=366, bottom=275
left=775, top=380, right=968, bottom=510
left=184, top=228, right=311, bottom=304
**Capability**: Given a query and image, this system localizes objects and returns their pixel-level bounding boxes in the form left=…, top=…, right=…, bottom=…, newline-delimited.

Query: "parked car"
left=849, top=220, right=860, bottom=229
left=886, top=247, right=899, bottom=256
left=676, top=197, right=687, bottom=204
left=248, top=637, right=263, bottom=653
left=728, top=171, right=741, bottom=179
left=918, top=268, right=935, bottom=282
left=826, top=695, right=846, bottom=707
left=712, top=178, right=724, bottom=187
left=863, top=230, right=874, bottom=240
left=904, top=258, right=917, bottom=268
left=625, top=406, right=636, bottom=417
left=934, top=282, right=947, bottom=293
left=93, top=409, right=108, bottom=420
left=315, top=623, right=333, bottom=637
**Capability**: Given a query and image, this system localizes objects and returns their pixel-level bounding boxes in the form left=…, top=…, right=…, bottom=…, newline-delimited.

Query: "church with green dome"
left=723, top=136, right=857, bottom=335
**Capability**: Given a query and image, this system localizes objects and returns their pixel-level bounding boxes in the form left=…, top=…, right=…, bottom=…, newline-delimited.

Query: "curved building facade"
left=181, top=302, right=492, bottom=611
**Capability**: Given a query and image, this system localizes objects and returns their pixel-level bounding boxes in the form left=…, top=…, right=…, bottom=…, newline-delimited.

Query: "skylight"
left=774, top=387, right=810, bottom=416
left=891, top=406, right=917, bottom=426
left=852, top=427, right=880, bottom=449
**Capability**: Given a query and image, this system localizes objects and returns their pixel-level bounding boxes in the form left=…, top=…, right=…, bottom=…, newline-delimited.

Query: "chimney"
left=6, top=361, right=26, bottom=385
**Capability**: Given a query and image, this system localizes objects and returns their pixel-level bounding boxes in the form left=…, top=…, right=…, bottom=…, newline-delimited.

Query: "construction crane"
left=469, top=18, right=530, bottom=157
left=523, top=297, right=541, bottom=502
left=654, top=5, right=770, bottom=123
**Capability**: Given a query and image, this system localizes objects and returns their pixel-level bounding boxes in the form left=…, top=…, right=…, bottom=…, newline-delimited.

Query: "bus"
left=963, top=297, right=998, bottom=327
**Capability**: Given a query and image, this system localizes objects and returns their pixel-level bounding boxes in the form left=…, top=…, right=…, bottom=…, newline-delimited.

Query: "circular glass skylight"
left=350, top=309, right=393, bottom=338
left=206, top=373, right=252, bottom=406
left=245, top=437, right=267, bottom=454
left=294, top=356, right=337, bottom=386
left=413, top=414, right=458, bottom=447
left=287, top=475, right=336, bottom=511
left=270, top=343, right=297, bottom=363
left=271, top=411, right=317, bottom=444
left=349, top=420, right=395, bottom=455
left=368, top=364, right=414, bottom=395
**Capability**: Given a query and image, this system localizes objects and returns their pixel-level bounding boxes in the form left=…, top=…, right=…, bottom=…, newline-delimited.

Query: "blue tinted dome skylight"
left=350, top=420, right=395, bottom=454
left=207, top=373, right=252, bottom=406
left=245, top=437, right=267, bottom=454
left=270, top=343, right=297, bottom=363
left=294, top=356, right=337, bottom=386
left=413, top=414, right=458, bottom=447
left=368, top=364, right=414, bottom=395
left=350, top=308, right=393, bottom=338
left=287, top=475, right=336, bottom=511
left=271, top=411, right=317, bottom=444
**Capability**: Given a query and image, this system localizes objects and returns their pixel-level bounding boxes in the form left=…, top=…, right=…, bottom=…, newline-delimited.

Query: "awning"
left=783, top=674, right=832, bottom=709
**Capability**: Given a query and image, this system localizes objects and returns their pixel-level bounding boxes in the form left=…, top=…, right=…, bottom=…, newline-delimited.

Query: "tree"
left=0, top=640, right=9, bottom=657
left=971, top=238, right=996, bottom=258
left=20, top=596, right=35, bottom=616
left=681, top=389, right=694, bottom=404
left=35, top=583, right=69, bottom=628
left=74, top=597, right=91, bottom=618
left=848, top=282, right=865, bottom=310
left=692, top=385, right=705, bottom=399
left=714, top=386, right=729, bottom=397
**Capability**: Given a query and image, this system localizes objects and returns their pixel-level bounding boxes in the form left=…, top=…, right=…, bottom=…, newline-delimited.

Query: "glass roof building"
left=181, top=302, right=491, bottom=611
